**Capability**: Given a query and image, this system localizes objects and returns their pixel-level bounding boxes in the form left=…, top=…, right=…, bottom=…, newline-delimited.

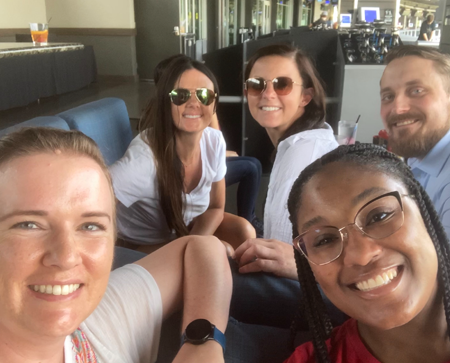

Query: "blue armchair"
left=0, top=116, right=70, bottom=138
left=58, top=98, right=133, bottom=165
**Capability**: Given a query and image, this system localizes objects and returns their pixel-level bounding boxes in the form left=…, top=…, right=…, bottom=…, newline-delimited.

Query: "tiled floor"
left=0, top=80, right=269, bottom=220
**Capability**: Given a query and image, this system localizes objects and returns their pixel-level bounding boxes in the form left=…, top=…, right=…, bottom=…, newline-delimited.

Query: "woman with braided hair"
left=285, top=143, right=450, bottom=363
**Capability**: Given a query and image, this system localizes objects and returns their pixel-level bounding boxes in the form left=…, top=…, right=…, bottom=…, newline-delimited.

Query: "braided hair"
left=286, top=143, right=450, bottom=363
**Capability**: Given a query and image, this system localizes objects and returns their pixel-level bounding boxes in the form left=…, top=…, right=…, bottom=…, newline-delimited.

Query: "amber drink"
left=30, top=23, right=48, bottom=45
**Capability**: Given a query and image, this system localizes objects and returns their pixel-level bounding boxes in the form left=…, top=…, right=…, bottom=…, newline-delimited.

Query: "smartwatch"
left=181, top=319, right=226, bottom=352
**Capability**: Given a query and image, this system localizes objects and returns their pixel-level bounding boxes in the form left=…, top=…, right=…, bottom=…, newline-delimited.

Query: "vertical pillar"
left=439, top=0, right=450, bottom=52
left=217, top=0, right=223, bottom=48
left=245, top=0, right=254, bottom=27
left=206, top=0, right=215, bottom=51
left=294, top=0, right=301, bottom=26
left=271, top=0, right=278, bottom=30
left=353, top=0, right=358, bottom=25
left=337, top=0, right=342, bottom=24
left=394, top=0, right=401, bottom=28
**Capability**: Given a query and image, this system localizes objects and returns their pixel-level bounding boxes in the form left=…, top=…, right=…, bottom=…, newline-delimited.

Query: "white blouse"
left=264, top=123, right=338, bottom=244
left=109, top=127, right=227, bottom=245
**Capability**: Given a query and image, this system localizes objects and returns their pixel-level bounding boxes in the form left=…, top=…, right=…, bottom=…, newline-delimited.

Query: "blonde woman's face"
left=0, top=153, right=115, bottom=340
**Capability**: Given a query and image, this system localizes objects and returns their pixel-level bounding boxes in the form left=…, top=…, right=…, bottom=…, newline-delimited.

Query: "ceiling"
left=401, top=0, right=439, bottom=12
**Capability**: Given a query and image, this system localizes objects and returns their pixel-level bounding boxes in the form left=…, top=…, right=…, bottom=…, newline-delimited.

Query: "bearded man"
left=380, top=45, right=450, bottom=237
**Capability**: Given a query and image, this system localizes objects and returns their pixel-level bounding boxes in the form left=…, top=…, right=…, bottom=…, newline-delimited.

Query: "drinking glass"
left=30, top=23, right=49, bottom=46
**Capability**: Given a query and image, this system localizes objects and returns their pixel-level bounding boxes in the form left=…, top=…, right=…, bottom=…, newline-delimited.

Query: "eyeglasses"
left=244, top=77, right=302, bottom=96
left=293, top=191, right=408, bottom=266
left=169, top=88, right=217, bottom=106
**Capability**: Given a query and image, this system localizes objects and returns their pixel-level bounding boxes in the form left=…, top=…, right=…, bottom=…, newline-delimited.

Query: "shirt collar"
left=408, top=129, right=450, bottom=177
left=279, top=122, right=335, bottom=147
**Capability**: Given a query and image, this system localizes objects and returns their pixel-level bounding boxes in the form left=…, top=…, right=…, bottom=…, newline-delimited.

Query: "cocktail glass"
left=30, top=23, right=49, bottom=46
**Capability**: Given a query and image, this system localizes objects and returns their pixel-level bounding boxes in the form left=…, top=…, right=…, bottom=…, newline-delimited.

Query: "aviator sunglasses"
left=169, top=88, right=217, bottom=106
left=244, top=77, right=302, bottom=96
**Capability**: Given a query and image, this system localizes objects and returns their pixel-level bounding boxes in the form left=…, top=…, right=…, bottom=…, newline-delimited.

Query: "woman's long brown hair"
left=139, top=56, right=220, bottom=238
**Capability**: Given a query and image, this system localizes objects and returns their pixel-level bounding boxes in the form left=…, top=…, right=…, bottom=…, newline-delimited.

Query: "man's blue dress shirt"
left=408, top=129, right=450, bottom=239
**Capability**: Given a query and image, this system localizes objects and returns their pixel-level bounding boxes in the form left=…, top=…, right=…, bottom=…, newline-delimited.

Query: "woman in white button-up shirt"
left=234, top=44, right=338, bottom=280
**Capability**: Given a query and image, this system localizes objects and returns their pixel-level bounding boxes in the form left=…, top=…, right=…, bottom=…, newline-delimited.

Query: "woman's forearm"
left=175, top=236, right=231, bottom=362
left=181, top=237, right=231, bottom=331
left=189, top=208, right=224, bottom=235
left=136, top=235, right=231, bottom=362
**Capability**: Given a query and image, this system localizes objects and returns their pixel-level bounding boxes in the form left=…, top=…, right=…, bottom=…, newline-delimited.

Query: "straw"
left=347, top=114, right=360, bottom=145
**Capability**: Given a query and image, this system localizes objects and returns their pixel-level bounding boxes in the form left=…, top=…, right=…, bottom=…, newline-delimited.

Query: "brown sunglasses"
left=244, top=77, right=302, bottom=96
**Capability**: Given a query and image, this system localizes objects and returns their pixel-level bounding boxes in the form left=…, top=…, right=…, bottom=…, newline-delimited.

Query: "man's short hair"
left=427, top=14, right=435, bottom=23
left=385, top=45, right=450, bottom=93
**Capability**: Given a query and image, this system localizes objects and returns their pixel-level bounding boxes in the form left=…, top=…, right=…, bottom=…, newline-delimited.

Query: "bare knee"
left=241, top=217, right=256, bottom=240
left=187, top=235, right=227, bottom=256
left=231, top=216, right=256, bottom=244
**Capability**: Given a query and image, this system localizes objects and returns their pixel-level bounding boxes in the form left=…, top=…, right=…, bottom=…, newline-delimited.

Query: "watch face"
left=186, top=319, right=212, bottom=342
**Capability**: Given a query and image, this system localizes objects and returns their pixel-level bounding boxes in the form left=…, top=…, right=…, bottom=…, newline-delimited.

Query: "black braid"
left=291, top=248, right=332, bottom=363
left=286, top=143, right=450, bottom=362
left=412, top=185, right=450, bottom=335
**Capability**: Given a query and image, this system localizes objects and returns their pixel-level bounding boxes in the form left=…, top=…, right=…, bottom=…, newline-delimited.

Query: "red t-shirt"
left=284, top=318, right=450, bottom=363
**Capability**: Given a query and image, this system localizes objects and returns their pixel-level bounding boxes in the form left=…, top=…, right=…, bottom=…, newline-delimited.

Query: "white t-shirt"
left=109, top=127, right=227, bottom=245
left=64, top=264, right=163, bottom=363
left=264, top=123, right=338, bottom=243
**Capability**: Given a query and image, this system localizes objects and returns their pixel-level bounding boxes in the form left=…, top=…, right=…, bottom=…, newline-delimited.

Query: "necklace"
left=181, top=155, right=199, bottom=168
left=182, top=161, right=194, bottom=168
left=180, top=147, right=200, bottom=168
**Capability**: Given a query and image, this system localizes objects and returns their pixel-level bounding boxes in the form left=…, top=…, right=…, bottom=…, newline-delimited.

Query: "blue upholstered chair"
left=0, top=116, right=70, bottom=138
left=57, top=98, right=133, bottom=165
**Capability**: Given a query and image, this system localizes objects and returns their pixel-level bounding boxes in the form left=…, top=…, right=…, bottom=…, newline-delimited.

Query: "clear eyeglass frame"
left=292, top=191, right=409, bottom=266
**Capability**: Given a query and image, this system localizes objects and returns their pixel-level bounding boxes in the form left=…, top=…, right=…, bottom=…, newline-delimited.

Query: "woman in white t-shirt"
left=110, top=57, right=255, bottom=254
left=234, top=44, right=338, bottom=280
left=0, top=127, right=231, bottom=363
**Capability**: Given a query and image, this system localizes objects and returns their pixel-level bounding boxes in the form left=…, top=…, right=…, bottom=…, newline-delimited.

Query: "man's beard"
left=387, top=113, right=449, bottom=159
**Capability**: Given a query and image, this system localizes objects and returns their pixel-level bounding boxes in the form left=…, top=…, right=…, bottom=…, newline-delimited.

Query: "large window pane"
left=252, top=0, right=271, bottom=36
left=301, top=0, right=313, bottom=26
left=277, top=0, right=293, bottom=29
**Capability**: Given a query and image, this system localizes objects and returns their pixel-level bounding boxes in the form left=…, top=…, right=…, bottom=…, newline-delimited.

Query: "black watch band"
left=181, top=319, right=226, bottom=352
